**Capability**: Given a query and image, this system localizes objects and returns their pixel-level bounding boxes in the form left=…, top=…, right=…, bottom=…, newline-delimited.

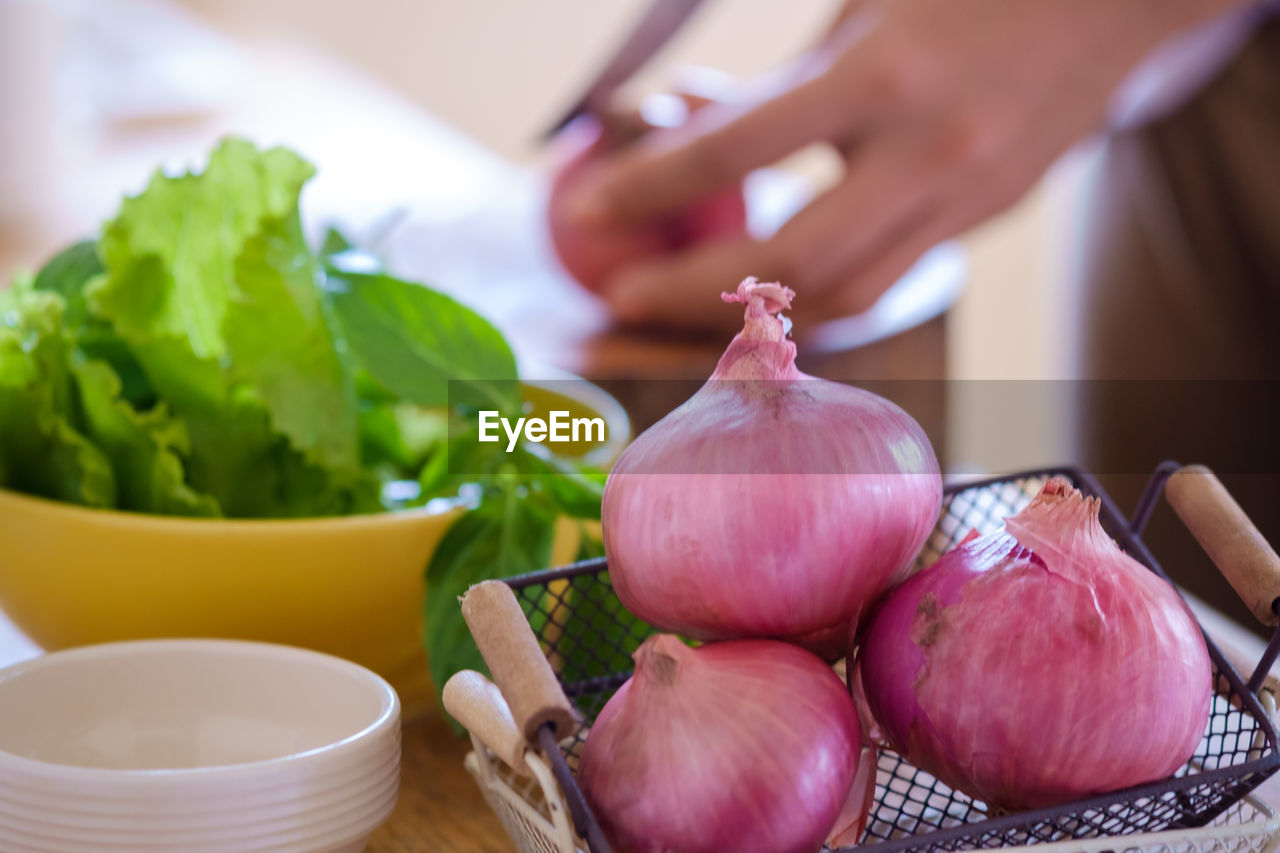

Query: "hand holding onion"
left=860, top=479, right=1213, bottom=810
left=546, top=111, right=748, bottom=294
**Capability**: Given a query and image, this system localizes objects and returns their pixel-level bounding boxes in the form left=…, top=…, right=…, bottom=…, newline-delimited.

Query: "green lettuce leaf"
left=0, top=286, right=116, bottom=507
left=174, top=391, right=380, bottom=519
left=223, top=212, right=358, bottom=468
left=69, top=355, right=220, bottom=517
left=87, top=138, right=358, bottom=471
left=89, top=141, right=312, bottom=359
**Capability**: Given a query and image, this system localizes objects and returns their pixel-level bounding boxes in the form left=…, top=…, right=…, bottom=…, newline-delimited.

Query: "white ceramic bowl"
left=0, top=640, right=401, bottom=853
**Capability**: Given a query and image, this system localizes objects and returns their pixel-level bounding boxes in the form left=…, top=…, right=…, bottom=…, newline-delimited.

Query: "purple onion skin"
left=859, top=482, right=1213, bottom=811
left=580, top=636, right=861, bottom=853
left=602, top=280, right=942, bottom=659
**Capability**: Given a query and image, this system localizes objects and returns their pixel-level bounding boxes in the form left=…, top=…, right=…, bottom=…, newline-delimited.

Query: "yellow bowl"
left=0, top=380, right=628, bottom=718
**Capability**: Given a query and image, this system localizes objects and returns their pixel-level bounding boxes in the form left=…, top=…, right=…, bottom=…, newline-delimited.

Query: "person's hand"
left=563, top=0, right=1241, bottom=331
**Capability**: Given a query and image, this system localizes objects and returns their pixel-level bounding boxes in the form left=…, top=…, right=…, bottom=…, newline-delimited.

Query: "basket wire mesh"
left=492, top=467, right=1280, bottom=852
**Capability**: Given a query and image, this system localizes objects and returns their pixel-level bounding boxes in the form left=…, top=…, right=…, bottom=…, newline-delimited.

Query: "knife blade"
left=540, top=0, right=709, bottom=141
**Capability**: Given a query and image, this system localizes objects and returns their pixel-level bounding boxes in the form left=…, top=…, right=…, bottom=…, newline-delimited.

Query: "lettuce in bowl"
left=1, top=138, right=538, bottom=519
left=0, top=138, right=606, bottom=694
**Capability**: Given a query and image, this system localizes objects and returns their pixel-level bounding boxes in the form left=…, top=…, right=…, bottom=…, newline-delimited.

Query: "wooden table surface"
left=367, top=712, right=511, bottom=852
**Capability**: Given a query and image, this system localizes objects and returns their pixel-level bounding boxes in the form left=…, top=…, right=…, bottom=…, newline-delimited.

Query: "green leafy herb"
left=222, top=216, right=357, bottom=469
left=32, top=240, right=104, bottom=325
left=423, top=480, right=557, bottom=692
left=318, top=226, right=355, bottom=261
left=575, top=531, right=606, bottom=561
left=418, top=435, right=608, bottom=687
left=177, top=394, right=379, bottom=519
left=514, top=447, right=606, bottom=522
left=30, top=241, right=152, bottom=408
left=88, top=139, right=358, bottom=471
left=70, top=355, right=220, bottom=517
left=325, top=267, right=520, bottom=416
left=0, top=285, right=116, bottom=507
left=359, top=402, right=447, bottom=472
left=89, top=141, right=313, bottom=361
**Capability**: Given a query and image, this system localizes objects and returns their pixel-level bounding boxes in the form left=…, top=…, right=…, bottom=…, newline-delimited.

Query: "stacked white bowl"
left=0, top=640, right=401, bottom=853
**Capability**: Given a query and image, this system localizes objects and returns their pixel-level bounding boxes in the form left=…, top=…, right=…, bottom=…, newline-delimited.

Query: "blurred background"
left=0, top=0, right=1082, bottom=471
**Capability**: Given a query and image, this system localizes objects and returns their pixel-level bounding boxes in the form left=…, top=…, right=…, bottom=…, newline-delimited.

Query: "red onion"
left=580, top=635, right=861, bottom=853
left=601, top=279, right=941, bottom=658
left=859, top=479, right=1212, bottom=810
left=546, top=115, right=747, bottom=292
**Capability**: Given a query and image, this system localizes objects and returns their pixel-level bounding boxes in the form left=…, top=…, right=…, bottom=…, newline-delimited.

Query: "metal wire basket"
left=449, top=464, right=1280, bottom=852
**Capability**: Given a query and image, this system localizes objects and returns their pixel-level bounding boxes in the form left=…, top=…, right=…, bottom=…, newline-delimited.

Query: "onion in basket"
left=579, top=635, right=861, bottom=853
left=601, top=279, right=941, bottom=658
left=859, top=478, right=1213, bottom=810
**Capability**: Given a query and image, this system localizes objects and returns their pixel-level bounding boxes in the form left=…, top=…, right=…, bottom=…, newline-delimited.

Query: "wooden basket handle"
left=1166, top=465, right=1280, bottom=627
left=460, top=580, right=580, bottom=742
left=442, top=670, right=530, bottom=774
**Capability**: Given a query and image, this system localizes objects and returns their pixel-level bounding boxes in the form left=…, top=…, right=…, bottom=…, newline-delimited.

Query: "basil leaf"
left=318, top=226, right=355, bottom=261
left=325, top=268, right=520, bottom=416
left=575, top=530, right=605, bottom=561
left=514, top=446, right=605, bottom=521
left=423, top=485, right=556, bottom=696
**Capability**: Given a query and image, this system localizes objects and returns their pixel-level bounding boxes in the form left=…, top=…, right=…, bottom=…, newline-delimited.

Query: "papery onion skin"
left=580, top=635, right=861, bottom=853
left=860, top=479, right=1213, bottom=811
left=601, top=279, right=942, bottom=659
